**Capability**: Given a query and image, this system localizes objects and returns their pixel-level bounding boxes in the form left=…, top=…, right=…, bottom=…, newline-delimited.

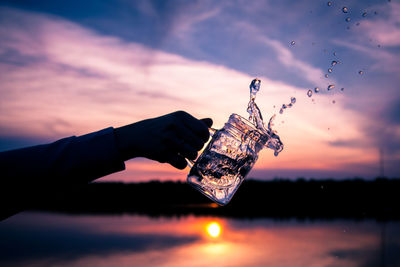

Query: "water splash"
left=247, top=79, right=284, bottom=156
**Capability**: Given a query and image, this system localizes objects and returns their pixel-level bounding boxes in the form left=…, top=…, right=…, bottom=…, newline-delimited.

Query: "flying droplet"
left=314, top=87, right=320, bottom=93
left=279, top=108, right=284, bottom=114
left=328, top=84, right=335, bottom=90
left=362, top=12, right=367, bottom=17
left=377, top=44, right=381, bottom=48
left=288, top=103, right=293, bottom=108
left=282, top=104, right=287, bottom=109
left=345, top=17, right=351, bottom=22
left=333, top=51, right=337, bottom=56
left=327, top=1, right=332, bottom=6
left=291, top=97, right=296, bottom=104
left=358, top=70, right=363, bottom=75
left=290, top=41, right=295, bottom=46
left=328, top=68, right=333, bottom=73
left=341, top=87, right=344, bottom=91
left=356, top=22, right=360, bottom=26
left=331, top=60, right=337, bottom=66
left=307, top=90, right=313, bottom=97
left=374, top=11, right=378, bottom=15
left=342, top=7, right=348, bottom=13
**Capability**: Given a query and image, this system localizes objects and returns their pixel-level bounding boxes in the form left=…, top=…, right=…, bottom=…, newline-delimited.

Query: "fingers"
left=174, top=111, right=210, bottom=142
left=160, top=111, right=213, bottom=170
left=165, top=153, right=187, bottom=170
left=167, top=134, right=198, bottom=160
left=200, top=118, right=213, bottom=128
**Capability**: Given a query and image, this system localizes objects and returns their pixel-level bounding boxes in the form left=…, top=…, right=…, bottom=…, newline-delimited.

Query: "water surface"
left=1, top=212, right=399, bottom=266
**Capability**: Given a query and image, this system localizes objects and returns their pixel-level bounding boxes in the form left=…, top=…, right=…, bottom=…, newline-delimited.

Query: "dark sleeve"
left=0, top=127, right=125, bottom=218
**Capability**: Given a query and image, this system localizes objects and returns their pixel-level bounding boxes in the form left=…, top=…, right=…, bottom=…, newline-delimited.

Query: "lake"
left=1, top=212, right=399, bottom=266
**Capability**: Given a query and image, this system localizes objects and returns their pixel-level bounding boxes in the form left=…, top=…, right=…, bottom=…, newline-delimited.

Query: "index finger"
left=174, top=111, right=210, bottom=142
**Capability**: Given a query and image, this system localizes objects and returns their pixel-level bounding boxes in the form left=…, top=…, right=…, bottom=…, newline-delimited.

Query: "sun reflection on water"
left=206, top=222, right=221, bottom=238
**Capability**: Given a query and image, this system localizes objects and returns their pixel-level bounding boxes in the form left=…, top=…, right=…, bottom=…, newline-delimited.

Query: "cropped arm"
left=0, top=127, right=125, bottom=219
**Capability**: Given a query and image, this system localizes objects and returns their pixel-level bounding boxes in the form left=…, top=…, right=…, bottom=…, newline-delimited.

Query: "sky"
left=0, top=0, right=399, bottom=181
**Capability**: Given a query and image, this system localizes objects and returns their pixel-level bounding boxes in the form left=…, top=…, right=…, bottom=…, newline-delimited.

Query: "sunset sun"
left=206, top=222, right=221, bottom=238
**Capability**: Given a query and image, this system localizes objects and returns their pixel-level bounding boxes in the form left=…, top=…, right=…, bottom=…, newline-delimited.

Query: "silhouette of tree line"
left=30, top=178, right=400, bottom=220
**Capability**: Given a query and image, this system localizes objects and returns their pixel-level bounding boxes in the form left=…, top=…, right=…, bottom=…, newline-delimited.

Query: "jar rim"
left=227, top=113, right=269, bottom=144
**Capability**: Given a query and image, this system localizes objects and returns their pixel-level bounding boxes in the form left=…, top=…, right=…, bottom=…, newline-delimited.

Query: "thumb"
left=200, top=118, right=213, bottom=128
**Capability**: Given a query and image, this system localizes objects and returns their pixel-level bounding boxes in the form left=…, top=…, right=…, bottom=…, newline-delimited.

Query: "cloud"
left=359, top=2, right=400, bottom=47
left=260, top=37, right=325, bottom=85
left=0, top=6, right=398, bottom=180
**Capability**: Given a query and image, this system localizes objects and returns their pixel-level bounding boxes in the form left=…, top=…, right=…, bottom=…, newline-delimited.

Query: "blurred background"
left=1, top=1, right=400, bottom=266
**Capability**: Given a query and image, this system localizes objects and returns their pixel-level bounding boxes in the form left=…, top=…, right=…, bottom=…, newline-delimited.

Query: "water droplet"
left=374, top=11, right=378, bottom=15
left=362, top=12, right=367, bottom=17
left=282, top=104, right=287, bottom=109
left=331, top=60, right=337, bottom=66
left=307, top=90, right=313, bottom=97
left=359, top=70, right=364, bottom=75
left=273, top=105, right=276, bottom=108
left=290, top=41, right=296, bottom=46
left=332, top=100, right=336, bottom=104
left=314, top=87, right=320, bottom=93
left=249, top=78, right=261, bottom=100
left=327, top=1, right=332, bottom=6
left=333, top=51, right=337, bottom=56
left=345, top=17, right=351, bottom=22
left=342, top=7, right=348, bottom=13
left=279, top=108, right=284, bottom=114
left=328, top=84, right=335, bottom=90
left=341, top=87, right=344, bottom=91
left=356, top=22, right=360, bottom=26
left=291, top=97, right=296, bottom=104
left=288, top=103, right=293, bottom=108
left=377, top=44, right=381, bottom=48
left=325, top=74, right=329, bottom=78
left=328, top=68, right=333, bottom=73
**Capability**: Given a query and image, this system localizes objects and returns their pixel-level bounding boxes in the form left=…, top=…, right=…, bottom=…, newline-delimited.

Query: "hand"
left=114, top=111, right=213, bottom=169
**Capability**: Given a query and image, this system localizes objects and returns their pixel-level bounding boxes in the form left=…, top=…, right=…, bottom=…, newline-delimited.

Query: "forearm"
left=0, top=127, right=125, bottom=217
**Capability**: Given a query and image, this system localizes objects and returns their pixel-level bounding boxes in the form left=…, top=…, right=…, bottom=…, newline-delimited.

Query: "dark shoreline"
left=31, top=178, right=400, bottom=220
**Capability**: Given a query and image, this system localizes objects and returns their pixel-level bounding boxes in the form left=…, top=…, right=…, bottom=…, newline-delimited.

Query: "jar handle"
left=186, top=127, right=217, bottom=168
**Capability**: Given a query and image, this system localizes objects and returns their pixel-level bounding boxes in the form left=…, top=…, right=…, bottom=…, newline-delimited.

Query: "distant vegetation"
left=33, top=178, right=400, bottom=220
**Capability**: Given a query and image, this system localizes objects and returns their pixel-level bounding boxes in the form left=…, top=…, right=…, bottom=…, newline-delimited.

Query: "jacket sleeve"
left=0, top=127, right=125, bottom=218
